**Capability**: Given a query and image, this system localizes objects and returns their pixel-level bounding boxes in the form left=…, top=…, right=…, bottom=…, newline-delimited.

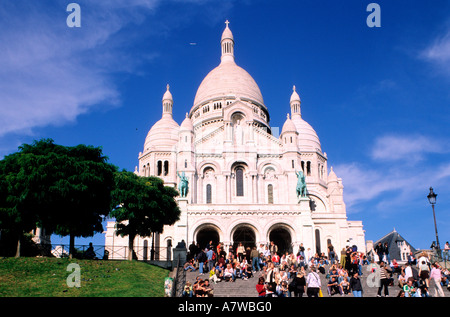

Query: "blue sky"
left=1, top=0, right=449, bottom=250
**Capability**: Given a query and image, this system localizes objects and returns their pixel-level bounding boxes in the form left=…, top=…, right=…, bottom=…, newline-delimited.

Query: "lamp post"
left=427, top=187, right=441, bottom=261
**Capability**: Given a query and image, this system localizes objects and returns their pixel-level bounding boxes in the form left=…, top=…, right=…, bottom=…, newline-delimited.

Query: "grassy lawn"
left=0, top=257, right=170, bottom=297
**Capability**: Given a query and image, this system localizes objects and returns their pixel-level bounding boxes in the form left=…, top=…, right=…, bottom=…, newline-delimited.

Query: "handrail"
left=41, top=243, right=170, bottom=261
left=171, top=253, right=186, bottom=297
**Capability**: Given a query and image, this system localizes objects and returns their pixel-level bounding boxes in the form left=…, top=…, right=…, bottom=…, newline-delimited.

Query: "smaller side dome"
left=281, top=114, right=297, bottom=134
left=328, top=167, right=338, bottom=183
left=143, top=85, right=180, bottom=151
left=180, top=113, right=194, bottom=131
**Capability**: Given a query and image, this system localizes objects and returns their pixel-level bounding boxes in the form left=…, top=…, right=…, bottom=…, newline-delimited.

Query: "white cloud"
left=420, top=28, right=450, bottom=77
left=371, top=135, right=448, bottom=162
left=422, top=31, right=450, bottom=64
left=0, top=1, right=164, bottom=139
left=0, top=0, right=238, bottom=143
left=334, top=134, right=450, bottom=214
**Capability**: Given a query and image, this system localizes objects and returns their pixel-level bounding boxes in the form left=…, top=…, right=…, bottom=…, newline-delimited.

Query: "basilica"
left=105, top=22, right=365, bottom=260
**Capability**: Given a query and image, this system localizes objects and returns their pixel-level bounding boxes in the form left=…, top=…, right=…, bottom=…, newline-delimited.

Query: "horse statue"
left=177, top=171, right=189, bottom=198
left=295, top=170, right=307, bottom=198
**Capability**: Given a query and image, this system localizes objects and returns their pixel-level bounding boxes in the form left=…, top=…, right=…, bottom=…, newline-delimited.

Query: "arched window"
left=268, top=184, right=274, bottom=204
left=236, top=167, right=244, bottom=196
left=164, top=161, right=169, bottom=176
left=157, top=161, right=162, bottom=176
left=206, top=184, right=212, bottom=204
left=315, top=229, right=321, bottom=254
left=306, top=161, right=311, bottom=176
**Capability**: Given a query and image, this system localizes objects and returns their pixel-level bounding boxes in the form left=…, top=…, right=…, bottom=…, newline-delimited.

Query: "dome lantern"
left=221, top=20, right=235, bottom=63
left=162, top=84, right=173, bottom=117
left=290, top=85, right=301, bottom=117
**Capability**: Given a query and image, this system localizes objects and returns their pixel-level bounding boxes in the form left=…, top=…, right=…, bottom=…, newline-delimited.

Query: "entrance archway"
left=232, top=225, right=256, bottom=252
left=196, top=226, right=220, bottom=250
left=269, top=226, right=292, bottom=255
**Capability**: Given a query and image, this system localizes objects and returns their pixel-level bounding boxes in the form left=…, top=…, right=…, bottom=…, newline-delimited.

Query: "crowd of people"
left=181, top=240, right=450, bottom=298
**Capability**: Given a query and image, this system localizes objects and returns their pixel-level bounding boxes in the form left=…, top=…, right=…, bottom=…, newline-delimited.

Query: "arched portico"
left=193, top=223, right=222, bottom=250
left=267, top=223, right=294, bottom=255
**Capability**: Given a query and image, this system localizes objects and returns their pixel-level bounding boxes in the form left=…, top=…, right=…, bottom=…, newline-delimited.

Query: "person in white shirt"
left=417, top=252, right=430, bottom=269
left=306, top=248, right=313, bottom=263
left=263, top=246, right=271, bottom=258
left=444, top=242, right=450, bottom=261
left=404, top=262, right=413, bottom=282
left=257, top=244, right=265, bottom=255
left=306, top=266, right=322, bottom=297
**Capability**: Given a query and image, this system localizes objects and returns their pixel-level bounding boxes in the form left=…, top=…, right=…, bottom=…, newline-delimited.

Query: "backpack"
left=198, top=251, right=207, bottom=262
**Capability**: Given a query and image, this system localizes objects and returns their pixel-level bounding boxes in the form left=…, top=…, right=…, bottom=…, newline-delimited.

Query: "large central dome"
left=192, top=21, right=265, bottom=111
left=193, top=62, right=265, bottom=108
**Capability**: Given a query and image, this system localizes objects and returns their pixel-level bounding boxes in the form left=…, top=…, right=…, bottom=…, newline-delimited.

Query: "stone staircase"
left=185, top=270, right=262, bottom=297
left=181, top=265, right=449, bottom=297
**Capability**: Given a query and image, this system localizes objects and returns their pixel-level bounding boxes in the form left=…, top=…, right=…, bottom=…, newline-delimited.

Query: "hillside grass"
left=0, top=257, right=169, bottom=297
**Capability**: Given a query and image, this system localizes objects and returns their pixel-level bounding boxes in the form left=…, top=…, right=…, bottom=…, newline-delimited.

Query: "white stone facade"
left=105, top=22, right=365, bottom=260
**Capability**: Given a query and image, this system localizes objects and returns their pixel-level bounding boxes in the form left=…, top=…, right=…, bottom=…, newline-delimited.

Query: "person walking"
left=377, top=261, right=391, bottom=297
left=291, top=270, right=306, bottom=297
left=430, top=262, right=445, bottom=297
left=418, top=254, right=431, bottom=288
left=306, top=266, right=321, bottom=297
left=250, top=246, right=260, bottom=272
left=197, top=248, right=207, bottom=275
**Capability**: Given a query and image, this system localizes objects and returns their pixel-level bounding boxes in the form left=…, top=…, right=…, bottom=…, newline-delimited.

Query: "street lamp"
left=427, top=187, right=441, bottom=261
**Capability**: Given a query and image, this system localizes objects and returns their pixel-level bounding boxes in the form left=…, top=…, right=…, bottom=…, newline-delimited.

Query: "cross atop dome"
left=225, top=20, right=230, bottom=28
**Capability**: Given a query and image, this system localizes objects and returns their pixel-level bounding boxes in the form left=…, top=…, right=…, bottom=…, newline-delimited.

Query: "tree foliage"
left=0, top=139, right=117, bottom=257
left=110, top=171, right=180, bottom=260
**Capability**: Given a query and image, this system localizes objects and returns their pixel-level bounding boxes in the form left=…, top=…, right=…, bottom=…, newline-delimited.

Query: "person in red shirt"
left=272, top=253, right=280, bottom=266
left=256, top=277, right=266, bottom=297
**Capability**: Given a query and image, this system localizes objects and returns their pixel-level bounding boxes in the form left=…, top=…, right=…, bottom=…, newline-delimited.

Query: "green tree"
left=110, top=171, right=180, bottom=260
left=0, top=139, right=116, bottom=257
